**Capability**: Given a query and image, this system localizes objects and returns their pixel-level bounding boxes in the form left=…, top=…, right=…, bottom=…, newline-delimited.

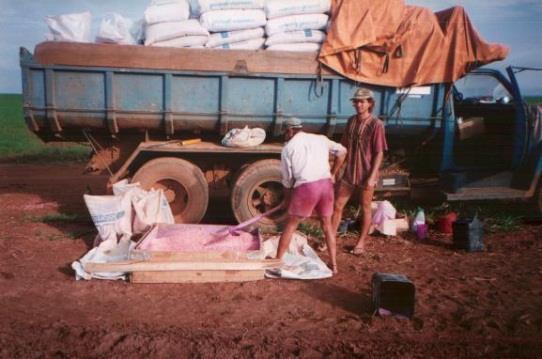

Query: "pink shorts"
left=288, top=178, right=334, bottom=218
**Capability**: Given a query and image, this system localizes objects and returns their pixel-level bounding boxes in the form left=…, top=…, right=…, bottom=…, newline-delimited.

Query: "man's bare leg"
left=320, top=216, right=338, bottom=274
left=352, top=186, right=374, bottom=254
left=276, top=215, right=303, bottom=259
left=331, top=182, right=354, bottom=234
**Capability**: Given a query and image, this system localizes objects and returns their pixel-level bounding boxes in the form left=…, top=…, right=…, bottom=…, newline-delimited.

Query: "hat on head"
left=284, top=117, right=303, bottom=129
left=350, top=87, right=374, bottom=101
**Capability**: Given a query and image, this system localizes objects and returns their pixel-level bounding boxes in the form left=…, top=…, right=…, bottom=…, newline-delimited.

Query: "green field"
left=525, top=96, right=542, bottom=104
left=0, top=94, right=89, bottom=162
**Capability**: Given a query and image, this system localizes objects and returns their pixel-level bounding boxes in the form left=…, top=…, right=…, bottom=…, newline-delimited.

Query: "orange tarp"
left=319, top=0, right=509, bottom=87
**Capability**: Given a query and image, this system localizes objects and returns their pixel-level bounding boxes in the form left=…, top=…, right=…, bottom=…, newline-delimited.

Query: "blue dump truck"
left=20, top=42, right=542, bottom=228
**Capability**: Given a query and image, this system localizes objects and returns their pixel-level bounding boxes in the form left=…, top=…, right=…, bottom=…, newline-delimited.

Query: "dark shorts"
left=288, top=178, right=334, bottom=218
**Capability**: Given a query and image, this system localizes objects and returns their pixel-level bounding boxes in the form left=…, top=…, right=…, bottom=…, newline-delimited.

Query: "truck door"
left=451, top=68, right=528, bottom=178
left=452, top=70, right=521, bottom=171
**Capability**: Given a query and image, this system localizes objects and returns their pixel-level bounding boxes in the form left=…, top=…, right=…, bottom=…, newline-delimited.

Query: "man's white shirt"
left=281, top=132, right=346, bottom=188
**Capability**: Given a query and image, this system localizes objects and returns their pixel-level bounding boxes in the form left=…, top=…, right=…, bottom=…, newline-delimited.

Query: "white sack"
left=266, top=42, right=321, bottom=52
left=112, top=179, right=146, bottom=197
left=221, top=126, right=266, bottom=146
left=144, top=0, right=190, bottom=25
left=205, top=27, right=264, bottom=47
left=45, top=11, right=92, bottom=43
left=265, top=13, right=328, bottom=36
left=133, top=189, right=175, bottom=233
left=265, top=0, right=331, bottom=19
left=152, top=35, right=209, bottom=47
left=200, top=9, right=266, bottom=32
left=145, top=19, right=209, bottom=45
left=84, top=193, right=133, bottom=243
left=265, top=29, right=325, bottom=46
left=198, top=0, right=264, bottom=13
left=96, top=13, right=136, bottom=45
left=263, top=232, right=333, bottom=280
left=213, top=37, right=265, bottom=50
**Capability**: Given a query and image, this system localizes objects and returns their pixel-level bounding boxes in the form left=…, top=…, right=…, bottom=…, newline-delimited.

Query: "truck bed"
left=33, top=41, right=333, bottom=76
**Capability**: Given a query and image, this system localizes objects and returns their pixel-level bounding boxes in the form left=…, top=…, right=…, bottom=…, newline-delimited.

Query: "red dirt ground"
left=0, top=163, right=541, bottom=358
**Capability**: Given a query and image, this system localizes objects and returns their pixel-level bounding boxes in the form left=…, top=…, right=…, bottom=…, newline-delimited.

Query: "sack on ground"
left=222, top=126, right=266, bottom=147
left=206, top=27, right=264, bottom=47
left=144, top=0, right=190, bottom=25
left=265, top=0, right=331, bottom=19
left=200, top=9, right=266, bottom=32
left=266, top=42, right=321, bottom=52
left=145, top=19, right=209, bottom=45
left=265, top=13, right=328, bottom=36
left=265, top=29, right=325, bottom=46
left=96, top=13, right=136, bottom=45
left=213, top=37, right=265, bottom=50
left=84, top=193, right=133, bottom=243
left=198, top=0, right=264, bottom=13
left=133, top=189, right=175, bottom=234
left=45, top=11, right=92, bottom=43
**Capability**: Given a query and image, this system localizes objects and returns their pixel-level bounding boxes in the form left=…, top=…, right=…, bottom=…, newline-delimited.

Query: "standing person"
left=276, top=117, right=347, bottom=274
left=332, top=88, right=388, bottom=255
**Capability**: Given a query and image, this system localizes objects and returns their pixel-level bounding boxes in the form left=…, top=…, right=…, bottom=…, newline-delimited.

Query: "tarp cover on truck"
left=319, top=0, right=509, bottom=87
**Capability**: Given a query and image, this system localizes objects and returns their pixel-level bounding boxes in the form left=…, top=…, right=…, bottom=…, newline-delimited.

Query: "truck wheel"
left=132, top=157, right=209, bottom=223
left=231, top=159, right=286, bottom=231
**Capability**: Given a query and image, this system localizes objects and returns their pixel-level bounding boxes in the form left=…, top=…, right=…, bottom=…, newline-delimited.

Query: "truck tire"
left=132, top=157, right=209, bottom=223
left=231, top=159, right=286, bottom=231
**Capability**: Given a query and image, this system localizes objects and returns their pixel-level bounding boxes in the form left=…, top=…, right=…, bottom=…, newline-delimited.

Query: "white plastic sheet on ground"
left=205, top=27, right=264, bottom=47
left=213, top=37, right=265, bottom=50
left=265, top=0, right=331, bottom=19
left=145, top=19, right=209, bottom=45
left=221, top=126, right=266, bottom=147
left=45, top=11, right=92, bottom=43
left=265, top=13, right=328, bottom=36
left=144, top=0, right=190, bottom=25
left=266, top=42, right=320, bottom=52
left=95, top=13, right=137, bottom=45
left=263, top=232, right=332, bottom=280
left=265, top=29, right=325, bottom=46
left=200, top=9, right=266, bottom=32
left=72, top=237, right=135, bottom=280
left=198, top=0, right=264, bottom=13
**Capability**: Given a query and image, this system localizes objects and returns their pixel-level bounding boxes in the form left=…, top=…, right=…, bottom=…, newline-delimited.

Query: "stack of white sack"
left=198, top=0, right=266, bottom=50
left=144, top=0, right=209, bottom=48
left=264, top=0, right=330, bottom=52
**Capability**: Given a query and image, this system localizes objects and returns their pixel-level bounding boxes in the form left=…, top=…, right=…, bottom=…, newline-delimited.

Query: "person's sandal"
left=348, top=246, right=365, bottom=256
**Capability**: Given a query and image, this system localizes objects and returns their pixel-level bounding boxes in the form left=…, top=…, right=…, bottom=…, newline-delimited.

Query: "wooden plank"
left=84, top=259, right=281, bottom=273
left=34, top=41, right=335, bottom=76
left=130, top=250, right=260, bottom=262
left=130, top=270, right=265, bottom=283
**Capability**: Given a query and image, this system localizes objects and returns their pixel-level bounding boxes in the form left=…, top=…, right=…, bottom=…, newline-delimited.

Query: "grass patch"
left=0, top=94, right=90, bottom=162
left=25, top=212, right=86, bottom=224
left=525, top=96, right=542, bottom=105
left=392, top=199, right=529, bottom=234
left=298, top=222, right=324, bottom=239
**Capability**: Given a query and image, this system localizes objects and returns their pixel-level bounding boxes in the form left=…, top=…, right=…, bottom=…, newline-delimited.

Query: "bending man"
left=276, top=117, right=347, bottom=274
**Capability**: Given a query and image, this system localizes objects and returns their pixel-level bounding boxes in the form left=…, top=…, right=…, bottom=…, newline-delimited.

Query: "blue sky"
left=1, top=0, right=541, bottom=94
